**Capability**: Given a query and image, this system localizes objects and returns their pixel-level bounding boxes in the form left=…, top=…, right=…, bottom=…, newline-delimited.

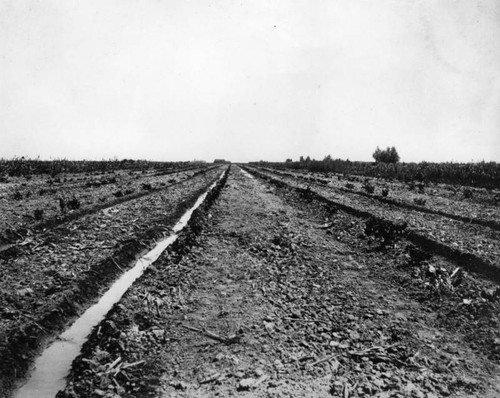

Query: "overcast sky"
left=1, top=0, right=499, bottom=163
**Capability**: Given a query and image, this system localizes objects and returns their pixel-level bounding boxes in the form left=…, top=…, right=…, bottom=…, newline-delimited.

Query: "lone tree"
left=373, top=146, right=400, bottom=163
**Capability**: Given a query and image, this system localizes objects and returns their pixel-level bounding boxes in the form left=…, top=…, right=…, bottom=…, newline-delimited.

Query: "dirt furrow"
left=262, top=167, right=500, bottom=226
left=0, top=167, right=226, bottom=397
left=0, top=166, right=217, bottom=251
left=248, top=167, right=500, bottom=280
left=57, top=167, right=500, bottom=398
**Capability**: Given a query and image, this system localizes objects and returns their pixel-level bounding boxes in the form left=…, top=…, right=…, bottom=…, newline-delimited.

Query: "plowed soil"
left=0, top=167, right=224, bottom=396
left=57, top=167, right=500, bottom=398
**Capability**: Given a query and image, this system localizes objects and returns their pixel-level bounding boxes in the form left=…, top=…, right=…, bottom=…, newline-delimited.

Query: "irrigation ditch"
left=53, top=166, right=500, bottom=398
left=1, top=167, right=229, bottom=398
left=2, top=165, right=500, bottom=397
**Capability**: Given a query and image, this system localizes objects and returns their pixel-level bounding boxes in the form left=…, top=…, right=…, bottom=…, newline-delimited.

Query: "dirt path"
left=59, top=167, right=500, bottom=398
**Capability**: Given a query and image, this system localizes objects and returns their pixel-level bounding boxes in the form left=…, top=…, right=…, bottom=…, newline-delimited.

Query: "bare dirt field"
left=47, top=166, right=500, bottom=398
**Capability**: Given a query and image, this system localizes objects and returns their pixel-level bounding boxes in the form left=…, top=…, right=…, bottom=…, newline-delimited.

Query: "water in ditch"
left=14, top=172, right=225, bottom=398
left=240, top=168, right=254, bottom=179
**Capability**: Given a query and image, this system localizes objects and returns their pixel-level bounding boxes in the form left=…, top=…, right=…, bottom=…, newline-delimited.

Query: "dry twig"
left=182, top=324, right=240, bottom=344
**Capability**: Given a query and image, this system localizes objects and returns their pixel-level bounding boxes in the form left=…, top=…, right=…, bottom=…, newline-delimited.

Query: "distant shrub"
left=34, top=209, right=43, bottom=220
left=363, top=183, right=375, bottom=194
left=463, top=188, right=473, bottom=199
left=67, top=196, right=80, bottom=211
left=373, top=146, right=400, bottom=164
left=365, top=217, right=407, bottom=247
left=494, top=194, right=500, bottom=206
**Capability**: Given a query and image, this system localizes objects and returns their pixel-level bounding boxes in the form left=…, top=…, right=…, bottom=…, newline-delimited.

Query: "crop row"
left=0, top=158, right=208, bottom=178
left=258, top=167, right=500, bottom=227
left=0, top=166, right=216, bottom=245
left=245, top=166, right=500, bottom=282
left=250, top=159, right=500, bottom=189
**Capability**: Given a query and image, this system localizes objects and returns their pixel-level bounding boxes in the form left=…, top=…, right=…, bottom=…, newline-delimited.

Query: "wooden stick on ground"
left=182, top=324, right=239, bottom=344
left=309, top=354, right=339, bottom=367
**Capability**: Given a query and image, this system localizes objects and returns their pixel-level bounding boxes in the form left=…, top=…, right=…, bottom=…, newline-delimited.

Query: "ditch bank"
left=53, top=166, right=229, bottom=397
left=1, top=168, right=228, bottom=398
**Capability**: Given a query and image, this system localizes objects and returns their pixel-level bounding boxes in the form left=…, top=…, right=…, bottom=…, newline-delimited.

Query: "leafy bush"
left=34, top=209, right=43, bottom=220
left=363, top=183, right=375, bottom=194
left=463, top=188, right=473, bottom=199
left=364, top=217, right=407, bottom=247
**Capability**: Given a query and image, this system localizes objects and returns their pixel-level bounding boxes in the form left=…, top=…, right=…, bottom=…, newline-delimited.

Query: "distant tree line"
left=251, top=153, right=500, bottom=189
left=0, top=157, right=206, bottom=177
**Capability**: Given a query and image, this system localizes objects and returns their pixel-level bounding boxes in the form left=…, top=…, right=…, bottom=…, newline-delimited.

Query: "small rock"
left=169, top=381, right=188, bottom=391
left=254, top=368, right=265, bottom=377
left=214, top=353, right=225, bottom=361
left=238, top=378, right=256, bottom=391
left=16, top=288, right=34, bottom=297
left=263, top=321, right=274, bottom=331
left=481, top=288, right=499, bottom=301
left=372, top=378, right=385, bottom=388
left=436, top=384, right=450, bottom=396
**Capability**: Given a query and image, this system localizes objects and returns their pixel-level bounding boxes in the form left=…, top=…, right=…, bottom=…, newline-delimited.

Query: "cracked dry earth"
left=60, top=167, right=500, bottom=398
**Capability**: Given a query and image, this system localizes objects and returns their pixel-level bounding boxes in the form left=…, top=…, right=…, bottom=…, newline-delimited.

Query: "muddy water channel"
left=13, top=171, right=226, bottom=398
